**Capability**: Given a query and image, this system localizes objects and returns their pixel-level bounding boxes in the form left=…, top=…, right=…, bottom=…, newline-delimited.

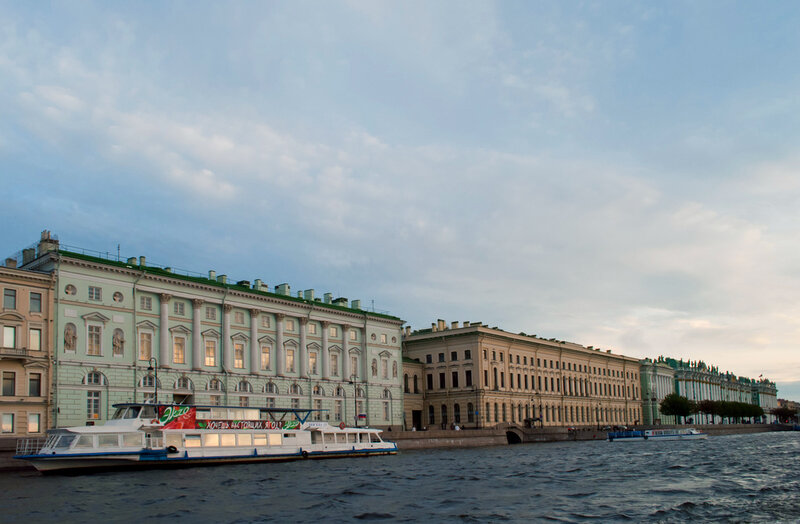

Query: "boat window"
left=310, top=432, right=321, bottom=444
left=75, top=435, right=94, bottom=448
left=123, top=433, right=143, bottom=447
left=347, top=433, right=357, bottom=443
left=55, top=435, right=76, bottom=449
left=268, top=434, right=281, bottom=446
left=220, top=434, right=236, bottom=446
left=283, top=434, right=294, bottom=439
left=125, top=407, right=142, bottom=419
left=253, top=434, right=267, bottom=446
left=184, top=435, right=201, bottom=448
left=141, top=406, right=157, bottom=420
left=335, top=434, right=345, bottom=443
left=112, top=408, right=127, bottom=420
left=202, top=434, right=220, bottom=447
left=359, top=433, right=367, bottom=443
left=165, top=433, right=181, bottom=447
left=237, top=434, right=252, bottom=446
left=370, top=433, right=381, bottom=443
left=98, top=434, right=119, bottom=447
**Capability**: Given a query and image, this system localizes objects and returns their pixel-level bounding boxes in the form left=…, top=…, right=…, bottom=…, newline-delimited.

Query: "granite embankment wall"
left=390, top=429, right=508, bottom=450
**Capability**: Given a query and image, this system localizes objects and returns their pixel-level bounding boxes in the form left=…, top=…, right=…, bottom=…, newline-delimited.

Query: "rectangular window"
left=334, top=400, right=342, bottom=421
left=499, top=353, right=504, bottom=362
left=140, top=296, right=152, bottom=310
left=1, top=413, right=13, bottom=433
left=173, top=336, right=186, bottom=364
left=260, top=345, right=270, bottom=370
left=239, top=396, right=249, bottom=407
left=426, top=354, right=432, bottom=364
left=2, top=372, right=15, bottom=396
left=28, top=413, right=40, bottom=433
left=451, top=351, right=457, bottom=361
left=205, top=307, right=216, bottom=321
left=234, top=342, right=245, bottom=368
left=205, top=339, right=216, bottom=366
left=235, top=311, right=245, bottom=324
left=350, top=330, right=357, bottom=341
left=351, top=356, right=358, bottom=377
left=438, top=353, right=445, bottom=363
left=286, top=349, right=295, bottom=372
left=3, top=289, right=16, bottom=309
left=382, top=359, right=388, bottom=379
left=29, top=328, right=41, bottom=351
left=87, top=325, right=102, bottom=356
left=138, top=331, right=152, bottom=360
left=309, top=352, right=318, bottom=374
left=29, top=292, right=42, bottom=313
left=308, top=323, right=317, bottom=335
left=88, top=286, right=102, bottom=301
left=29, top=373, right=41, bottom=397
left=439, top=372, right=445, bottom=389
left=427, top=374, right=433, bottom=390
left=452, top=371, right=459, bottom=388
left=174, top=302, right=185, bottom=316
left=210, top=395, right=221, bottom=406
left=380, top=334, right=387, bottom=343
left=331, top=353, right=339, bottom=376
left=261, top=316, right=270, bottom=328
left=464, top=350, right=471, bottom=360
left=3, top=326, right=15, bottom=348
left=329, top=326, right=338, bottom=337
left=285, top=319, right=295, bottom=331
left=87, top=391, right=100, bottom=419
left=465, top=370, right=473, bottom=387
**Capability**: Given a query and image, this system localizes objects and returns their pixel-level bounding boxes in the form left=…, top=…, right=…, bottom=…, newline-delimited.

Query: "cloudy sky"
left=2, top=2, right=800, bottom=398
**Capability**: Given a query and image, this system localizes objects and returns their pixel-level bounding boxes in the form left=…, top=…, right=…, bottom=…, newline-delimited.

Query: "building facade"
left=0, top=262, right=55, bottom=441
left=18, top=232, right=404, bottom=429
left=403, top=320, right=643, bottom=429
left=639, top=358, right=676, bottom=425
left=401, top=357, right=424, bottom=430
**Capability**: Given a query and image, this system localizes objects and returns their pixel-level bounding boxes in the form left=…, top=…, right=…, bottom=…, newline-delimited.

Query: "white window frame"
left=350, top=330, right=357, bottom=341
left=309, top=351, right=318, bottom=375
left=234, top=311, right=245, bottom=324
left=234, top=341, right=245, bottom=369
left=329, top=326, right=338, bottom=337
left=204, top=336, right=218, bottom=367
left=28, top=413, right=41, bottom=433
left=173, top=334, right=186, bottom=364
left=88, top=286, right=102, bottom=301
left=205, top=307, right=216, bottom=321
left=174, top=302, right=185, bottom=316
left=87, top=390, right=101, bottom=419
left=2, top=325, right=16, bottom=349
left=138, top=328, right=153, bottom=361
left=286, top=348, right=295, bottom=373
left=330, top=352, right=339, bottom=377
left=140, top=296, right=152, bottom=311
left=87, top=323, right=103, bottom=356
left=1, top=413, right=13, bottom=433
left=260, top=344, right=271, bottom=370
left=308, top=323, right=317, bottom=335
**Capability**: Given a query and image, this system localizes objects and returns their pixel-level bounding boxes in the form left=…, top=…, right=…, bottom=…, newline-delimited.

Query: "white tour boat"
left=15, top=403, right=397, bottom=473
left=607, top=428, right=708, bottom=442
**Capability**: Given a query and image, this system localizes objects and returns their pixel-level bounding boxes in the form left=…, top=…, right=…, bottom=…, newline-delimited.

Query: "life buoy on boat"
left=643, top=435, right=648, bottom=440
left=339, top=422, right=346, bottom=430
left=302, top=450, right=309, bottom=459
left=166, top=446, right=178, bottom=454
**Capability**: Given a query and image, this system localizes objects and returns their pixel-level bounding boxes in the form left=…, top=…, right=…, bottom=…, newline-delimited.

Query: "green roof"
left=56, top=249, right=402, bottom=322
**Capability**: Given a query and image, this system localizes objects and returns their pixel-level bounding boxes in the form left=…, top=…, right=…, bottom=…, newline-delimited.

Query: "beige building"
left=403, top=320, right=642, bottom=429
left=0, top=262, right=55, bottom=442
left=401, top=357, right=424, bottom=430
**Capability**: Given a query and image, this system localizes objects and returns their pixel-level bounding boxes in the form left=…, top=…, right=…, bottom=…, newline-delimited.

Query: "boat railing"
left=607, top=430, right=645, bottom=439
left=16, top=438, right=46, bottom=455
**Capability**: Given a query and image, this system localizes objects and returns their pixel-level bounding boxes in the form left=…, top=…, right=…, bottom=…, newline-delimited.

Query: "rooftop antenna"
left=371, top=299, right=375, bottom=312
left=117, top=244, right=120, bottom=261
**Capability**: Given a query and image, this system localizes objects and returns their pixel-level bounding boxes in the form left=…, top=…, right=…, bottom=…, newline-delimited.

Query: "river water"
left=1, top=431, right=798, bottom=522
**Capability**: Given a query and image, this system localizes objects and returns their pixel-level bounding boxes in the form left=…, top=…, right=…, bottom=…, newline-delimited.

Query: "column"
left=299, top=318, right=308, bottom=378
left=250, top=309, right=260, bottom=375
left=192, top=299, right=203, bottom=370
left=275, top=313, right=285, bottom=376
left=360, top=327, right=368, bottom=382
left=159, top=294, right=171, bottom=367
left=321, top=321, right=330, bottom=380
left=342, top=324, right=351, bottom=380
left=222, top=304, right=232, bottom=372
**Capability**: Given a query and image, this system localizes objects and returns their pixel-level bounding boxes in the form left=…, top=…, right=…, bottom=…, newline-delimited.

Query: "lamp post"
left=596, top=401, right=601, bottom=430
left=147, top=357, right=159, bottom=404
left=349, top=373, right=359, bottom=427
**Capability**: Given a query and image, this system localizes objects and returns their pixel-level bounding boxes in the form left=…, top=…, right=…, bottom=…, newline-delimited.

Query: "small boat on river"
left=14, top=403, right=397, bottom=473
left=607, top=428, right=707, bottom=442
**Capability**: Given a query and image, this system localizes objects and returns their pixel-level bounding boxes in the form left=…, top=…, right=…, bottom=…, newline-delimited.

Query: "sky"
left=2, top=1, right=800, bottom=399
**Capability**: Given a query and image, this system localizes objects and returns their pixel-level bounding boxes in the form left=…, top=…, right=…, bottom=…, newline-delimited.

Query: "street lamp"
left=147, top=357, right=159, bottom=404
left=349, top=373, right=359, bottom=427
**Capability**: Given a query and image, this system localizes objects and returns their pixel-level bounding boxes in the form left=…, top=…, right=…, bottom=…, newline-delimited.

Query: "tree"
left=660, top=393, right=693, bottom=424
left=772, top=406, right=798, bottom=424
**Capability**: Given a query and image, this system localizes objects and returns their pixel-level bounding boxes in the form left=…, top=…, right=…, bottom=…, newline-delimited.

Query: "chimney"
left=451, top=321, right=459, bottom=329
left=304, top=289, right=315, bottom=301
left=404, top=326, right=411, bottom=336
left=5, top=258, right=17, bottom=269
left=209, top=270, right=216, bottom=280
left=324, top=293, right=332, bottom=304
left=37, top=230, right=59, bottom=256
left=139, top=256, right=146, bottom=266
left=164, top=267, right=172, bottom=273
left=236, top=280, right=250, bottom=287
left=431, top=322, right=437, bottom=332
left=217, top=274, right=227, bottom=284
left=253, top=279, right=262, bottom=291
left=351, top=299, right=361, bottom=310
left=127, top=257, right=137, bottom=265
left=276, top=283, right=290, bottom=296
left=437, top=319, right=446, bottom=331
left=332, top=297, right=348, bottom=307
left=463, top=321, right=469, bottom=328
left=22, top=248, right=35, bottom=265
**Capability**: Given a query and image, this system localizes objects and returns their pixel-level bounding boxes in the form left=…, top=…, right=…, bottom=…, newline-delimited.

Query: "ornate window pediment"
left=136, top=320, right=157, bottom=330
left=348, top=347, right=361, bottom=355
left=284, top=339, right=298, bottom=349
left=202, top=329, right=220, bottom=339
left=169, top=325, right=191, bottom=335
left=307, top=341, right=321, bottom=351
left=378, top=350, right=392, bottom=358
left=231, top=332, right=249, bottom=342
left=0, top=311, right=24, bottom=322
left=258, top=335, right=275, bottom=345
left=328, top=344, right=342, bottom=353
left=83, top=312, right=110, bottom=324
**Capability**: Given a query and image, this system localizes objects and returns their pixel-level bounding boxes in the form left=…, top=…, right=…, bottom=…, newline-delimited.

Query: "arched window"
left=313, top=385, right=325, bottom=396
left=264, top=382, right=278, bottom=394
left=404, top=374, right=409, bottom=393
left=428, top=405, right=435, bottom=425
left=356, top=387, right=365, bottom=398
left=84, top=371, right=106, bottom=386
left=454, top=403, right=461, bottom=423
left=207, top=378, right=222, bottom=391
left=236, top=380, right=252, bottom=393
left=289, top=384, right=302, bottom=395
left=382, top=389, right=391, bottom=399
left=140, top=375, right=158, bottom=388
left=335, top=386, right=345, bottom=397
left=467, top=402, right=474, bottom=423
left=175, top=377, right=193, bottom=390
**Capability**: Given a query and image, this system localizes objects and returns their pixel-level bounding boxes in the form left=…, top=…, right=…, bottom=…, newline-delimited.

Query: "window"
left=29, top=292, right=42, bottom=313
left=309, top=352, right=318, bottom=374
left=208, top=379, right=222, bottom=391
left=381, top=359, right=388, bottom=379
left=465, top=350, right=471, bottom=360
left=334, top=400, right=342, bottom=421
left=87, top=391, right=101, bottom=419
left=428, top=405, right=435, bottom=425
left=142, top=375, right=156, bottom=388
left=3, top=326, right=15, bottom=348
left=29, top=373, right=41, bottom=397
left=138, top=331, right=152, bottom=360
left=4, top=289, right=16, bottom=309
left=380, top=334, right=387, bottom=344
left=426, top=354, right=432, bottom=364
left=234, top=342, right=245, bottom=368
left=438, top=353, right=445, bottom=363
left=173, top=336, right=186, bottom=364
left=465, top=370, right=472, bottom=387
left=176, top=377, right=192, bottom=390
left=2, top=372, right=15, bottom=396
left=87, top=325, right=102, bottom=356
left=308, top=323, right=317, bottom=335
left=331, top=352, right=339, bottom=376
left=140, top=296, right=152, bottom=310
left=285, top=319, right=295, bottom=331
left=205, top=307, right=216, bottom=321
left=426, top=374, right=433, bottom=390
left=234, top=311, right=245, bottom=324
left=237, top=380, right=252, bottom=393
left=350, top=330, right=357, bottom=341
left=499, top=353, right=504, bottom=362
left=174, top=302, right=185, bottom=315
left=210, top=395, right=221, bottom=406
left=2, top=413, right=13, bottom=433
left=329, top=326, right=338, bottom=337
left=88, top=286, right=102, bottom=301
left=286, top=348, right=295, bottom=372
left=260, top=345, right=271, bottom=370
left=85, top=372, right=104, bottom=385
left=205, top=339, right=217, bottom=367
left=261, top=316, right=270, bottom=328
left=239, top=396, right=249, bottom=407
left=28, top=413, right=40, bottom=433
left=451, top=351, right=457, bottom=361
left=452, top=371, right=459, bottom=388
left=351, top=355, right=358, bottom=377
left=439, top=372, right=445, bottom=389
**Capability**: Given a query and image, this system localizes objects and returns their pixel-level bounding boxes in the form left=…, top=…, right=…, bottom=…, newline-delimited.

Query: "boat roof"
left=112, top=403, right=327, bottom=414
